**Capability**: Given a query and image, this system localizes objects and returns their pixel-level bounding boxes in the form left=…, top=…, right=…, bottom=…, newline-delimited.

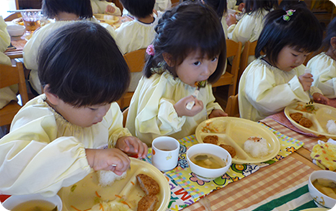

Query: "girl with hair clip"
left=0, top=22, right=147, bottom=195
left=238, top=6, right=329, bottom=122
left=24, top=0, right=117, bottom=95
left=227, top=0, right=278, bottom=65
left=125, top=2, right=228, bottom=145
left=307, top=17, right=336, bottom=105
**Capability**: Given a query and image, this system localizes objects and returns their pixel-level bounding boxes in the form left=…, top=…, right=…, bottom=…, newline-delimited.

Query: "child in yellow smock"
left=126, top=2, right=228, bottom=145
left=238, top=6, right=329, bottom=122
left=0, top=22, right=147, bottom=196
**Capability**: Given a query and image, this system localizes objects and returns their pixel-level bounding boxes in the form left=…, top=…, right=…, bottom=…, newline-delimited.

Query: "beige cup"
left=152, top=136, right=180, bottom=171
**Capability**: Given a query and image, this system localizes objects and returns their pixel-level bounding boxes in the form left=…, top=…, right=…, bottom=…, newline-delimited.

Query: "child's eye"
left=211, top=57, right=218, bottom=62
left=89, top=108, right=98, bottom=111
left=292, top=53, right=298, bottom=57
left=193, top=61, right=201, bottom=66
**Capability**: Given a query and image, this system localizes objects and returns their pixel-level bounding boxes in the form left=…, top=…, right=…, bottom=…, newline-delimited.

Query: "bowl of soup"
left=308, top=170, right=336, bottom=209
left=186, top=143, right=232, bottom=181
left=2, top=193, right=62, bottom=211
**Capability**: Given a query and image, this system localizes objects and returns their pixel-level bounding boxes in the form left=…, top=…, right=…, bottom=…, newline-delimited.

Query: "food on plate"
left=290, top=112, right=303, bottom=123
left=295, top=103, right=317, bottom=113
left=312, top=178, right=336, bottom=199
left=11, top=200, right=57, bottom=211
left=298, top=117, right=313, bottom=128
left=190, top=153, right=226, bottom=169
left=201, top=122, right=226, bottom=133
left=137, top=195, right=159, bottom=211
left=326, top=120, right=336, bottom=135
left=243, top=137, right=270, bottom=158
left=97, top=170, right=127, bottom=187
left=203, top=135, right=218, bottom=145
left=136, top=174, right=160, bottom=195
left=219, top=144, right=236, bottom=158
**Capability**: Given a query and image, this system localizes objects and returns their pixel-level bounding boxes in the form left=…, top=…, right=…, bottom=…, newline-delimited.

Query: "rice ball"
left=97, top=170, right=127, bottom=187
left=326, top=120, right=336, bottom=135
left=243, top=137, right=269, bottom=158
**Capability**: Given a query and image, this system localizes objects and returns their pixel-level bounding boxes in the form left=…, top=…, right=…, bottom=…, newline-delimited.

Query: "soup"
left=12, top=200, right=57, bottom=211
left=190, top=154, right=226, bottom=169
left=313, top=178, right=336, bottom=199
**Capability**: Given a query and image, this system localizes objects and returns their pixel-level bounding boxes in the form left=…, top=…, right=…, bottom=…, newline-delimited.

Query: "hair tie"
left=283, top=9, right=296, bottom=21
left=146, top=44, right=155, bottom=56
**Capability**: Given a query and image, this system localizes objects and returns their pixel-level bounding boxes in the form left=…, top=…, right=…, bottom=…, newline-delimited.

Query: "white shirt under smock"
left=125, top=71, right=223, bottom=145
left=115, top=16, right=158, bottom=91
left=0, top=16, right=18, bottom=109
left=23, top=19, right=117, bottom=94
left=307, top=52, right=336, bottom=98
left=228, top=9, right=269, bottom=65
left=91, top=0, right=121, bottom=15
left=238, top=58, right=322, bottom=122
left=0, top=94, right=131, bottom=196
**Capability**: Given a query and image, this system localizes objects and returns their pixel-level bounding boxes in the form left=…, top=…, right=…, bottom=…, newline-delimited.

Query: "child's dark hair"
left=42, top=0, right=93, bottom=19
left=144, top=1, right=226, bottom=84
left=322, top=17, right=336, bottom=50
left=120, top=0, right=155, bottom=18
left=279, top=0, right=307, bottom=9
left=202, top=0, right=227, bottom=18
left=256, top=6, right=323, bottom=65
left=38, top=21, right=130, bottom=107
left=244, top=0, right=278, bottom=14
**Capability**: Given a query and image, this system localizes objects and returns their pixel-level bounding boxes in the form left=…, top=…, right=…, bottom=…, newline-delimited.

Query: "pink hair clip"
left=146, top=44, right=155, bottom=56
left=283, top=9, right=296, bottom=21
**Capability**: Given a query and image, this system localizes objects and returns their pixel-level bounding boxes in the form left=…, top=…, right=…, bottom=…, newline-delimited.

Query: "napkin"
left=263, top=112, right=318, bottom=137
left=311, top=139, right=336, bottom=171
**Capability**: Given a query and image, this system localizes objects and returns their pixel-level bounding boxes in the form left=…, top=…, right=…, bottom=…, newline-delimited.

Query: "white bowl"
left=186, top=143, right=232, bottom=181
left=308, top=170, right=336, bottom=209
left=7, top=24, right=25, bottom=37
left=2, top=193, right=62, bottom=210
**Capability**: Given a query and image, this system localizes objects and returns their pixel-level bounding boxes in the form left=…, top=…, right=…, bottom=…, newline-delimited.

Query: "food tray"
left=284, top=102, right=336, bottom=138
left=195, top=117, right=280, bottom=164
left=94, top=14, right=119, bottom=25
left=58, top=158, right=170, bottom=211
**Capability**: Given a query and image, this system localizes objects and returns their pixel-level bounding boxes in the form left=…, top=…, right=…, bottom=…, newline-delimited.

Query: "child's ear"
left=162, top=52, right=174, bottom=67
left=331, top=37, right=336, bottom=49
left=44, top=85, right=60, bottom=105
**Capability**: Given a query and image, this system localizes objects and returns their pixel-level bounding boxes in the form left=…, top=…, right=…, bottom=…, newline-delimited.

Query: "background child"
left=125, top=2, right=228, bottom=145
left=202, top=0, right=228, bottom=39
left=116, top=0, right=159, bottom=92
left=227, top=0, right=278, bottom=65
left=24, top=0, right=117, bottom=95
left=0, top=22, right=147, bottom=196
left=308, top=17, right=336, bottom=100
left=91, top=0, right=121, bottom=15
left=238, top=6, right=329, bottom=122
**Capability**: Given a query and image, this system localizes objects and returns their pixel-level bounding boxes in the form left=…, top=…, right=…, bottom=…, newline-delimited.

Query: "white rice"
left=97, top=170, right=127, bottom=187
left=326, top=120, right=336, bottom=135
left=243, top=137, right=269, bottom=158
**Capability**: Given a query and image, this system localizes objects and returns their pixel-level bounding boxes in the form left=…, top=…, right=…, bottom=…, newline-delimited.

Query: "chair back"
left=225, top=94, right=239, bottom=117
left=239, top=40, right=257, bottom=80
left=212, top=39, right=242, bottom=97
left=117, top=48, right=146, bottom=109
left=0, top=59, right=28, bottom=126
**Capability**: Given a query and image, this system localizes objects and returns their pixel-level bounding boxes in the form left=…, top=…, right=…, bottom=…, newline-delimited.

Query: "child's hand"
left=226, top=14, right=237, bottom=27
left=153, top=9, right=158, bottom=16
left=238, top=3, right=245, bottom=11
left=115, top=136, right=148, bottom=159
left=106, top=5, right=116, bottom=13
left=174, top=95, right=204, bottom=117
left=313, top=93, right=330, bottom=105
left=209, top=109, right=228, bottom=118
left=85, top=148, right=130, bottom=175
left=298, top=73, right=313, bottom=91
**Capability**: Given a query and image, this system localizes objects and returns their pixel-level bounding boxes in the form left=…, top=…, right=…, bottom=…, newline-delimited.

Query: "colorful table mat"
left=144, top=124, right=304, bottom=211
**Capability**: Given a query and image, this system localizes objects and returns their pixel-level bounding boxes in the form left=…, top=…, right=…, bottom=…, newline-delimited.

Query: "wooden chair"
left=239, top=40, right=258, bottom=81
left=225, top=94, right=239, bottom=117
left=122, top=107, right=129, bottom=127
left=0, top=59, right=28, bottom=127
left=212, top=39, right=242, bottom=97
left=117, top=48, right=146, bottom=109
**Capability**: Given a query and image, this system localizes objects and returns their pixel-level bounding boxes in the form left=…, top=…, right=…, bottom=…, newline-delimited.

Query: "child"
left=307, top=17, right=336, bottom=100
left=227, top=0, right=278, bottom=65
left=116, top=0, right=159, bottom=91
left=125, top=2, right=228, bottom=145
left=24, top=0, right=117, bottom=95
left=0, top=22, right=148, bottom=196
left=91, top=0, right=121, bottom=15
left=238, top=6, right=329, bottom=122
left=202, top=0, right=228, bottom=39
